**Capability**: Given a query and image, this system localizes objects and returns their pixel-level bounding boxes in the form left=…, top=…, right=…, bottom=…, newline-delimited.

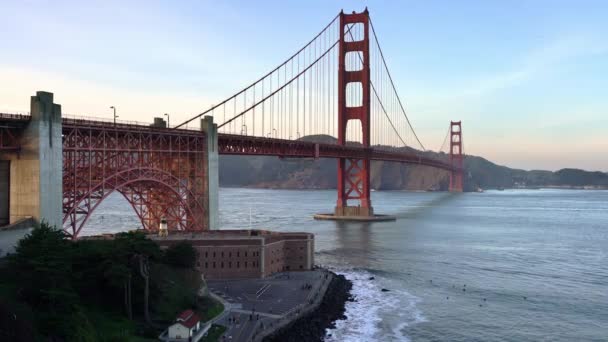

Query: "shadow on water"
left=321, top=220, right=375, bottom=268
left=393, top=192, right=461, bottom=220
left=321, top=192, right=462, bottom=267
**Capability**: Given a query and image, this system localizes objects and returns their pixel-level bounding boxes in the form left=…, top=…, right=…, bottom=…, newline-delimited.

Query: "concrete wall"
left=201, top=116, right=219, bottom=230
left=168, top=323, right=191, bottom=339
left=153, top=231, right=315, bottom=280
left=0, top=225, right=33, bottom=257
left=195, top=245, right=263, bottom=279
left=0, top=161, right=9, bottom=225
left=8, top=92, right=62, bottom=228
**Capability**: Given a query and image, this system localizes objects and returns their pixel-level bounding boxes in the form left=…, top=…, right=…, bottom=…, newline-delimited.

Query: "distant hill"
left=219, top=135, right=608, bottom=191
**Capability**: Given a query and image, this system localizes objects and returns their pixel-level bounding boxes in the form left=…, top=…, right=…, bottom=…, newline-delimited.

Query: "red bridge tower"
left=335, top=9, right=373, bottom=217
left=449, top=121, right=464, bottom=192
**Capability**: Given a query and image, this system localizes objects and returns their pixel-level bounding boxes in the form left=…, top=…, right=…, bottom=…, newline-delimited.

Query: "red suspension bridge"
left=0, top=9, right=464, bottom=237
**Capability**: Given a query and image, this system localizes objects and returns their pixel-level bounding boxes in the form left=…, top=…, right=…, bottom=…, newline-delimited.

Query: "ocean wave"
left=325, top=267, right=426, bottom=342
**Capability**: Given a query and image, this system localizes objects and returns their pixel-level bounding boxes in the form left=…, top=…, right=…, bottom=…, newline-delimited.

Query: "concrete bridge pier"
left=1, top=91, right=63, bottom=228
left=201, top=116, right=219, bottom=230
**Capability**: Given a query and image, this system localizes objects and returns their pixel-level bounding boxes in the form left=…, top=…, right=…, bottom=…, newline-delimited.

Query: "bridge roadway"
left=0, top=113, right=455, bottom=172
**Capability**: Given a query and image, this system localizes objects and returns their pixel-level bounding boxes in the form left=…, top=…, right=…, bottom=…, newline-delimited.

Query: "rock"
left=368, top=276, right=375, bottom=280
left=381, top=288, right=390, bottom=292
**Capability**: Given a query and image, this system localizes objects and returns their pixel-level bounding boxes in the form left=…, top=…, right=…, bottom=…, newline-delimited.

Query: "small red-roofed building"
left=167, top=309, right=202, bottom=341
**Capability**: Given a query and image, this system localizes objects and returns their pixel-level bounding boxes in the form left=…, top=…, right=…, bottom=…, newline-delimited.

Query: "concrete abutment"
left=0, top=91, right=62, bottom=228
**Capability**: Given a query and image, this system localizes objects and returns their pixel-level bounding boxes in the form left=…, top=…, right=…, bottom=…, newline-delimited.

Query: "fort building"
left=149, top=229, right=314, bottom=279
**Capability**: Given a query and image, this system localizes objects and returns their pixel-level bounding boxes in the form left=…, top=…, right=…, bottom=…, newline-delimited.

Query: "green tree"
left=8, top=222, right=77, bottom=338
left=164, top=242, right=197, bottom=268
left=114, top=231, right=162, bottom=260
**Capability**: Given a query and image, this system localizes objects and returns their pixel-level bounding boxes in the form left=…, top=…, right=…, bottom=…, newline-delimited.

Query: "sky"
left=1, top=0, right=607, bottom=171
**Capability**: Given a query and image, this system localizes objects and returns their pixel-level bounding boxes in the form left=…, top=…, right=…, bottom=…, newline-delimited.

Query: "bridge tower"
left=449, top=121, right=464, bottom=192
left=335, top=9, right=373, bottom=217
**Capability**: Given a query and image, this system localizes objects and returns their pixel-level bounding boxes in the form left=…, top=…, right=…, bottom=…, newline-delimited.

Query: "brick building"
left=150, top=229, right=314, bottom=280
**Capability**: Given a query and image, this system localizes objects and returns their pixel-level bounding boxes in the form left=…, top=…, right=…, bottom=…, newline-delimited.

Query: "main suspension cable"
left=175, top=13, right=340, bottom=129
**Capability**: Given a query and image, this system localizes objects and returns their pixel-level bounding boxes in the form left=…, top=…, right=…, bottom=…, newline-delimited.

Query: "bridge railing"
left=0, top=112, right=31, bottom=122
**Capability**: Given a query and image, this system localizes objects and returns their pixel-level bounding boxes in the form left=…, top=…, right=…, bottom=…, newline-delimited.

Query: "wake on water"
left=323, top=267, right=426, bottom=342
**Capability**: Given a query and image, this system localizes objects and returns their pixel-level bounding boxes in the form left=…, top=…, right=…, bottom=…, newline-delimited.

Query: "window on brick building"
left=237, top=261, right=240, bottom=268
left=229, top=252, right=232, bottom=257
left=228, top=261, right=232, bottom=268
left=221, top=262, right=224, bottom=268
left=205, top=262, right=208, bottom=268
left=213, top=252, right=216, bottom=257
left=300, top=265, right=303, bottom=269
left=213, top=262, right=216, bottom=268
left=237, top=251, right=240, bottom=257
left=221, top=252, right=224, bottom=257
left=245, top=251, right=248, bottom=257
left=245, top=261, right=248, bottom=268
left=205, top=252, right=208, bottom=258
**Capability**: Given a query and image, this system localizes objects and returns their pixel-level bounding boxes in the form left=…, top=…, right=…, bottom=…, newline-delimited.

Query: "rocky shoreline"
left=263, top=272, right=353, bottom=342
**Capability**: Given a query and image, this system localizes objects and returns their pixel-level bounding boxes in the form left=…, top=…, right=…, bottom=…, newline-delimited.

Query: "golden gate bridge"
left=0, top=9, right=464, bottom=238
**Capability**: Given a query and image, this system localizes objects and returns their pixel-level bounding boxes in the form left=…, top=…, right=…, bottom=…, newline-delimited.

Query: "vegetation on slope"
left=0, top=224, right=222, bottom=342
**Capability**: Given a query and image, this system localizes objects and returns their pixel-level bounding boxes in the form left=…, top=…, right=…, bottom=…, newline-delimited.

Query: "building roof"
left=175, top=309, right=200, bottom=329
left=180, top=314, right=200, bottom=329
left=177, top=309, right=194, bottom=321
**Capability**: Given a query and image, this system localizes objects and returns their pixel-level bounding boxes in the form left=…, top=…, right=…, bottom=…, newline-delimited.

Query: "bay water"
left=85, top=188, right=608, bottom=341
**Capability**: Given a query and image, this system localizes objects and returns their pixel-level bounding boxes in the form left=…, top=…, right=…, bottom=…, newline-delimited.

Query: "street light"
left=164, top=113, right=170, bottom=128
left=110, top=106, right=118, bottom=125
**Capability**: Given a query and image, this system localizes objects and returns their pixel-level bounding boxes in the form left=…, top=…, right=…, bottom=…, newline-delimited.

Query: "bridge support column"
left=201, top=116, right=219, bottom=230
left=449, top=121, right=464, bottom=192
left=315, top=9, right=394, bottom=222
left=8, top=91, right=62, bottom=227
left=335, top=9, right=373, bottom=217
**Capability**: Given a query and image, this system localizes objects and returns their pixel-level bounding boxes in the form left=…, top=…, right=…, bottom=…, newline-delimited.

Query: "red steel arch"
left=64, top=168, right=202, bottom=237
left=62, top=118, right=207, bottom=237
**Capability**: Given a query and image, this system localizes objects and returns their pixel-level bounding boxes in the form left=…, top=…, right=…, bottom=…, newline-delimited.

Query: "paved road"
left=208, top=270, right=327, bottom=342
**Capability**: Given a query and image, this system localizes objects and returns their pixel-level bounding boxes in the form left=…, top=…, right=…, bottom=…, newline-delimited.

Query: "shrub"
left=164, top=242, right=197, bottom=268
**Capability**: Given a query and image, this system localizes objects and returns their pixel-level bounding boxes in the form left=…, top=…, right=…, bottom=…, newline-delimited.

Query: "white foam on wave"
left=325, top=268, right=426, bottom=342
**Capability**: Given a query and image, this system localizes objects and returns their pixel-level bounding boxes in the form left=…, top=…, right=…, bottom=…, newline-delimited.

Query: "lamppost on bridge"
left=272, top=128, right=277, bottom=138
left=110, top=106, right=118, bottom=125
left=164, top=113, right=170, bottom=128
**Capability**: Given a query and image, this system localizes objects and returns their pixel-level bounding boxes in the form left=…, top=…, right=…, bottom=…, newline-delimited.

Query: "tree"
left=137, top=255, right=151, bottom=324
left=8, top=222, right=77, bottom=338
left=103, top=260, right=133, bottom=319
left=0, top=300, right=35, bottom=342
left=114, top=231, right=162, bottom=260
left=164, top=242, right=197, bottom=268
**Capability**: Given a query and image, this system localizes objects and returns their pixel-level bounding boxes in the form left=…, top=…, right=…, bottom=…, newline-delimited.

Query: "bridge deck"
left=0, top=113, right=455, bottom=171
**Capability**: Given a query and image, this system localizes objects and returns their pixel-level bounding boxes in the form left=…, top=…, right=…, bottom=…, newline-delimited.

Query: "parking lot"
left=208, top=270, right=327, bottom=341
